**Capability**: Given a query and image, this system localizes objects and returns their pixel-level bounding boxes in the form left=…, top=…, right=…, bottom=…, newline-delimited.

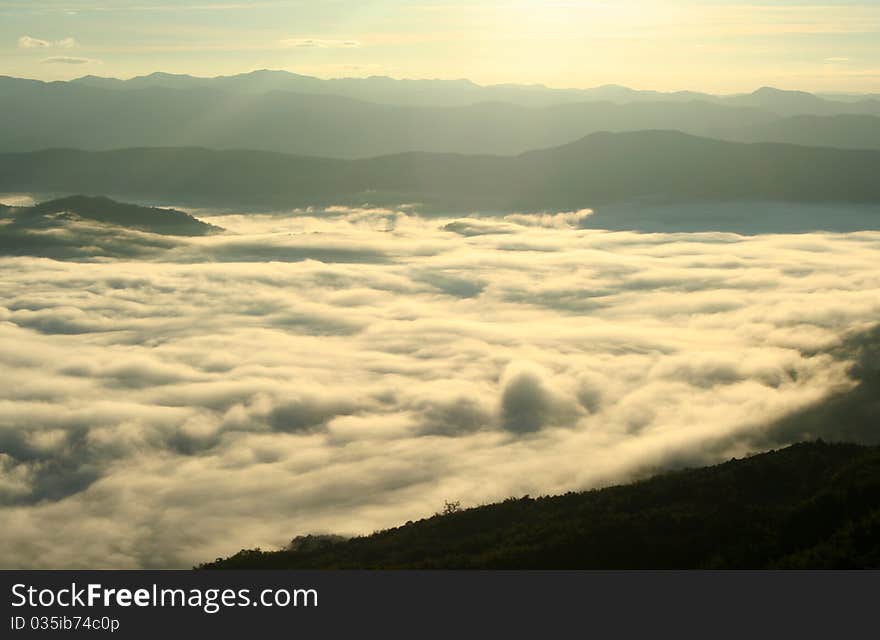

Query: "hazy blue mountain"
left=68, top=70, right=716, bottom=107
left=716, top=87, right=879, bottom=117
left=4, top=75, right=879, bottom=158
left=63, top=70, right=880, bottom=114
left=0, top=76, right=776, bottom=157
left=728, top=114, right=880, bottom=150
left=3, top=132, right=880, bottom=218
left=819, top=92, right=880, bottom=103
left=724, top=87, right=860, bottom=115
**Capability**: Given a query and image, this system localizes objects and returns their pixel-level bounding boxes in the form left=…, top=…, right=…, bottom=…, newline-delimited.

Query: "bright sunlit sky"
left=2, top=1, right=879, bottom=93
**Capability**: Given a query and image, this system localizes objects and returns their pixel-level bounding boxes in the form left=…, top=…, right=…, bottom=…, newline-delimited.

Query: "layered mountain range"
left=2, top=71, right=879, bottom=157
left=3, top=131, right=879, bottom=214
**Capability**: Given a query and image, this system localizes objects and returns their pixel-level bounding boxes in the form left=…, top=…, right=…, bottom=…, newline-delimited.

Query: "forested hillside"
left=201, top=442, right=880, bottom=570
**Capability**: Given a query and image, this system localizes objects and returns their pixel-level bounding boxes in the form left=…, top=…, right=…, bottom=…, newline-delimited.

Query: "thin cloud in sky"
left=18, top=35, right=78, bottom=49
left=17, top=36, right=51, bottom=48
left=279, top=38, right=361, bottom=49
left=41, top=56, right=97, bottom=65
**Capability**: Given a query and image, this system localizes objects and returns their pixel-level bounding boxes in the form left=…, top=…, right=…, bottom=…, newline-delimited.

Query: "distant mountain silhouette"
left=199, top=441, right=880, bottom=569
left=62, top=71, right=880, bottom=114
left=0, top=76, right=771, bottom=157
left=3, top=132, right=880, bottom=215
left=730, top=114, right=880, bottom=150
left=725, top=86, right=880, bottom=116
left=2, top=74, right=879, bottom=157
left=66, top=71, right=718, bottom=107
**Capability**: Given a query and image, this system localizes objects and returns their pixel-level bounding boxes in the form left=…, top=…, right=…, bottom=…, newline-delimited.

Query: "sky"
left=1, top=1, right=880, bottom=93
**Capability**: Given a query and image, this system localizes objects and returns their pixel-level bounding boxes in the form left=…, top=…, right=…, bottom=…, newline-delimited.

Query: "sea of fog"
left=1, top=203, right=879, bottom=568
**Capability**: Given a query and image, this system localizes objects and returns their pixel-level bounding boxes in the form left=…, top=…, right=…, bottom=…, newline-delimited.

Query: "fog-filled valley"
left=1, top=198, right=879, bottom=567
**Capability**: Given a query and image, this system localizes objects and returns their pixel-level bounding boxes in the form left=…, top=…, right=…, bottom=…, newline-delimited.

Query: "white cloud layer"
left=0, top=204, right=878, bottom=568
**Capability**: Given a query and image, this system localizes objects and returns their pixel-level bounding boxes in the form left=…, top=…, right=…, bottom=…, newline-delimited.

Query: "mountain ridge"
left=3, top=131, right=879, bottom=215
left=61, top=70, right=879, bottom=110
left=4, top=73, right=880, bottom=158
left=199, top=441, right=880, bottom=569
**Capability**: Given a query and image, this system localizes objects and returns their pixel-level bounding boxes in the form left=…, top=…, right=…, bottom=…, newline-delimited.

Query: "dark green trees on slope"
left=200, top=442, right=880, bottom=569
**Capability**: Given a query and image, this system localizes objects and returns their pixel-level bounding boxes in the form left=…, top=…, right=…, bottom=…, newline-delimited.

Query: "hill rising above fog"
left=200, top=442, right=880, bottom=569
left=0, top=195, right=220, bottom=259
left=3, top=132, right=880, bottom=214
left=1, top=195, right=219, bottom=236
